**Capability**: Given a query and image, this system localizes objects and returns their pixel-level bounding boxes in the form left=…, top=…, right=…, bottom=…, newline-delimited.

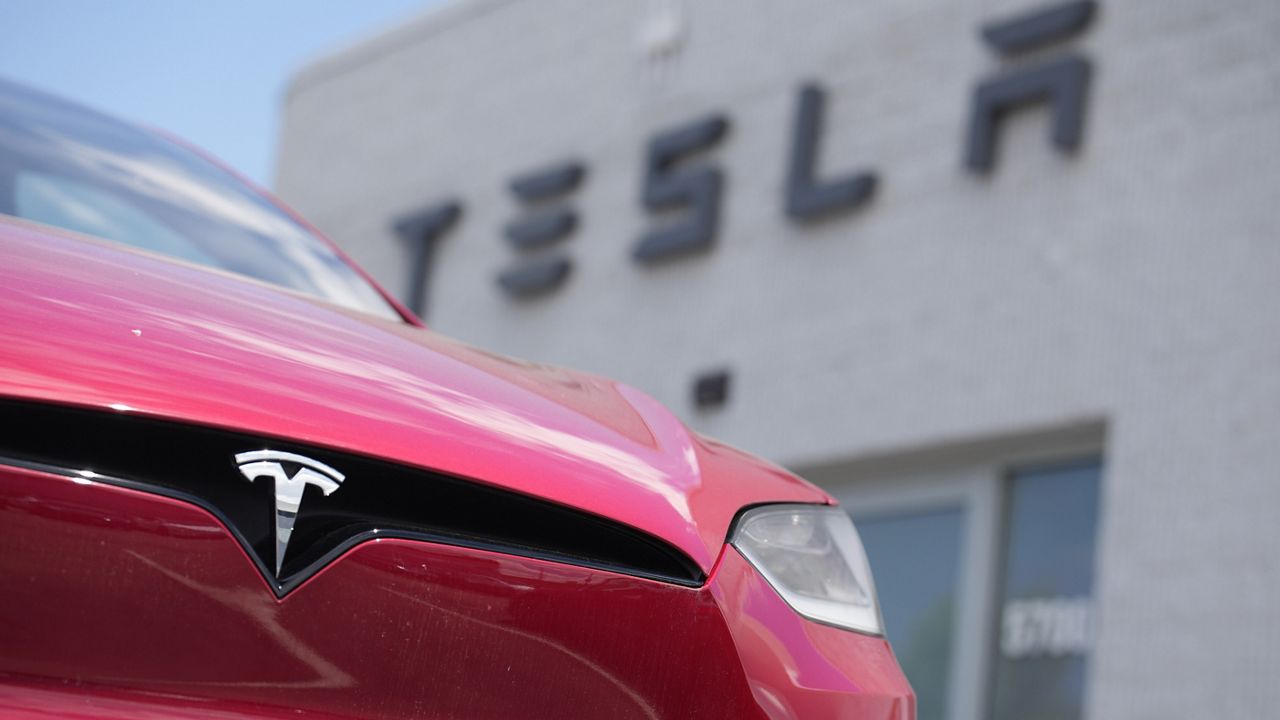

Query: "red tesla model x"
left=0, top=79, right=913, bottom=719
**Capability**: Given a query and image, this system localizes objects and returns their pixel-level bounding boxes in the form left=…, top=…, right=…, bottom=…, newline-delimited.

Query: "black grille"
left=0, top=399, right=703, bottom=595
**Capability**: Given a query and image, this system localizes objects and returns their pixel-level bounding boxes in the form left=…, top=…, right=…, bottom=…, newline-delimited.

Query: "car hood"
left=0, top=219, right=828, bottom=574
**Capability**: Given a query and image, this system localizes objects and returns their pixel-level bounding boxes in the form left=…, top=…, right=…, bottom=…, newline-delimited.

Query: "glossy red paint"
left=0, top=679, right=356, bottom=720
left=0, top=464, right=911, bottom=719
left=0, top=217, right=828, bottom=574
left=712, top=549, right=914, bottom=720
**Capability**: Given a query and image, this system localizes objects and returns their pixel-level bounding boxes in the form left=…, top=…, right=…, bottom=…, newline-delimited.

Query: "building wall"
left=277, top=1, right=1280, bottom=717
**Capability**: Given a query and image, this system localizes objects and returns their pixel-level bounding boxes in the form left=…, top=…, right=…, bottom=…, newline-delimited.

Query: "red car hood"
left=0, top=218, right=828, bottom=574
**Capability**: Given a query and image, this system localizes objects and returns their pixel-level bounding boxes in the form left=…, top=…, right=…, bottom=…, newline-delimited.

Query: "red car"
left=0, top=79, right=914, bottom=719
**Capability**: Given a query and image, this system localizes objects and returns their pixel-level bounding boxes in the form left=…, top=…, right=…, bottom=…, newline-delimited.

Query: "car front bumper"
left=0, top=464, right=913, bottom=719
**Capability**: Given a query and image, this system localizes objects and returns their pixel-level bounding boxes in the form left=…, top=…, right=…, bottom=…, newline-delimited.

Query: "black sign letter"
left=634, top=114, right=729, bottom=264
left=785, top=83, right=877, bottom=221
left=965, top=1, right=1097, bottom=173
left=394, top=201, right=462, bottom=318
left=497, top=161, right=585, bottom=298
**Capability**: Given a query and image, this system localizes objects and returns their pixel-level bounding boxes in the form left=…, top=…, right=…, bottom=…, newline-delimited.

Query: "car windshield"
left=0, top=78, right=399, bottom=320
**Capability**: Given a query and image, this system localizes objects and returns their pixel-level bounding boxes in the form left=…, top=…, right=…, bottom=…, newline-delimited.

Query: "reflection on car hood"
left=0, top=218, right=828, bottom=573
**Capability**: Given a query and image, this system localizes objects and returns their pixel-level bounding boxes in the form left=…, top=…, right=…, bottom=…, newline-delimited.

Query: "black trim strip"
left=0, top=400, right=704, bottom=595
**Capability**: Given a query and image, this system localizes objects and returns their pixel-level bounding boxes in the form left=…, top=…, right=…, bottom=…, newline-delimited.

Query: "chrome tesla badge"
left=234, top=450, right=345, bottom=575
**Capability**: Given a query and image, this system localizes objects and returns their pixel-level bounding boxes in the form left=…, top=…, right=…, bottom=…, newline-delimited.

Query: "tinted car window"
left=0, top=78, right=399, bottom=320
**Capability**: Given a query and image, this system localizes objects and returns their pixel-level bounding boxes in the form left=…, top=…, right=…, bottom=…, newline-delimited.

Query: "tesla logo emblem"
left=235, top=450, right=345, bottom=575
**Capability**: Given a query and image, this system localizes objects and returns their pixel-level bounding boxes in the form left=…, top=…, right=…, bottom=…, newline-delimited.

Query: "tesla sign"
left=395, top=1, right=1098, bottom=316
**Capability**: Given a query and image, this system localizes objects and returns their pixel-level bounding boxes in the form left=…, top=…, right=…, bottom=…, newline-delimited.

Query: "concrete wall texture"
left=276, top=1, right=1280, bottom=717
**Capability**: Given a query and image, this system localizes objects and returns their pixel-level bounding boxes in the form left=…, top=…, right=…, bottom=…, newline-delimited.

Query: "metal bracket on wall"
left=692, top=369, right=731, bottom=410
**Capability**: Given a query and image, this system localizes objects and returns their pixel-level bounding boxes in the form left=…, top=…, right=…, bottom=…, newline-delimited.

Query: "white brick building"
left=276, top=2, right=1280, bottom=718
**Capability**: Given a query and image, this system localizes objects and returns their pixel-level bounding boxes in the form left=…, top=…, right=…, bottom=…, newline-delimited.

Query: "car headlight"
left=731, top=504, right=883, bottom=635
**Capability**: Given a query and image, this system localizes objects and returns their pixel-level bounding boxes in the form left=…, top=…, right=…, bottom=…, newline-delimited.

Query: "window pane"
left=0, top=79, right=399, bottom=319
left=991, top=461, right=1101, bottom=720
left=16, top=172, right=219, bottom=267
left=854, top=506, right=965, bottom=720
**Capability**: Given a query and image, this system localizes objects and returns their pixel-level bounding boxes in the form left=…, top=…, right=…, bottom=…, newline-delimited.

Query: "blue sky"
left=1, top=1, right=442, bottom=187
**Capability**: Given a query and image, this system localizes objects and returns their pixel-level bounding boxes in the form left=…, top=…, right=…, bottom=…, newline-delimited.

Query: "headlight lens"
left=731, top=504, right=883, bottom=635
